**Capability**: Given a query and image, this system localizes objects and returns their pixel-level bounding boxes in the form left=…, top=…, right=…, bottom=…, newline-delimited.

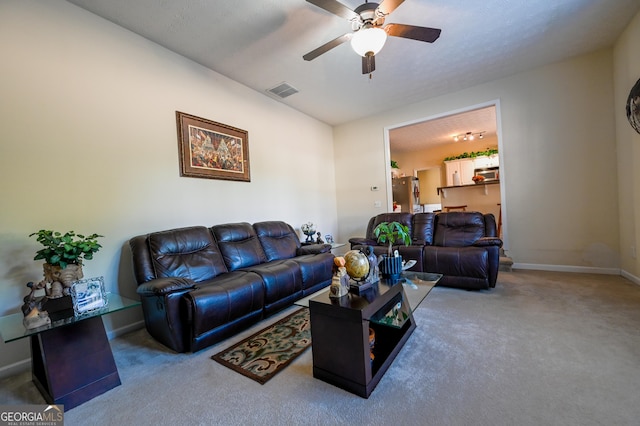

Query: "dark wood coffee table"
left=297, top=271, right=441, bottom=398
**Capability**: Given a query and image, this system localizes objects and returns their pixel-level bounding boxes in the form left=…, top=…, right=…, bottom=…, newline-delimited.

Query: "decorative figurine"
left=329, top=257, right=350, bottom=298
left=21, top=281, right=51, bottom=329
left=301, top=222, right=316, bottom=244
left=21, top=281, right=45, bottom=316
left=316, top=232, right=324, bottom=244
left=365, top=246, right=379, bottom=284
left=23, top=306, right=51, bottom=329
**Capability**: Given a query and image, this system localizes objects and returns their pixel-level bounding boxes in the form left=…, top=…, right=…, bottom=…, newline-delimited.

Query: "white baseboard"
left=106, top=320, right=145, bottom=340
left=620, top=269, right=640, bottom=285
left=0, top=320, right=146, bottom=380
left=512, top=263, right=621, bottom=275
left=0, top=358, right=31, bottom=379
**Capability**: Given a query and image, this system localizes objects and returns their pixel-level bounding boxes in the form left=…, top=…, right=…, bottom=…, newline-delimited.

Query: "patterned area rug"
left=211, top=308, right=310, bottom=384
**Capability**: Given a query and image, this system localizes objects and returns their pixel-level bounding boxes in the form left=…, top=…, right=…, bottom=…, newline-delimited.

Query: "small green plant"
left=373, top=221, right=411, bottom=257
left=29, top=230, right=103, bottom=268
left=390, top=160, right=399, bottom=169
left=444, top=148, right=498, bottom=162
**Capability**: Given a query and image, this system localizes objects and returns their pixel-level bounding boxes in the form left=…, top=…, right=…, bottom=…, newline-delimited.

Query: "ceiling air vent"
left=267, top=82, right=299, bottom=99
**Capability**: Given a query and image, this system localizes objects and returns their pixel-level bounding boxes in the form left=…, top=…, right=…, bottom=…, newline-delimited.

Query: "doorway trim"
left=383, top=99, right=508, bottom=249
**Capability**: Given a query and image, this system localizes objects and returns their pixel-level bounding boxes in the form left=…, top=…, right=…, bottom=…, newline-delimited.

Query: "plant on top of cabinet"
left=444, top=148, right=498, bottom=162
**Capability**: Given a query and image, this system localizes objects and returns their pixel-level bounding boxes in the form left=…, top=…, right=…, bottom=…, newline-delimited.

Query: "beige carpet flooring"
left=1, top=270, right=639, bottom=425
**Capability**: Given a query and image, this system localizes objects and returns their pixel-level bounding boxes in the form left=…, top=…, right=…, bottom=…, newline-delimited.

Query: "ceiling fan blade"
left=362, top=53, right=375, bottom=74
left=303, top=33, right=353, bottom=61
left=306, top=0, right=358, bottom=20
left=384, top=23, right=441, bottom=43
left=377, top=0, right=405, bottom=16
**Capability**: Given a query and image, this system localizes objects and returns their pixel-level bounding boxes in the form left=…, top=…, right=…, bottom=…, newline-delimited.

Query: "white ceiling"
left=389, top=105, right=497, bottom=153
left=65, top=0, right=640, bottom=148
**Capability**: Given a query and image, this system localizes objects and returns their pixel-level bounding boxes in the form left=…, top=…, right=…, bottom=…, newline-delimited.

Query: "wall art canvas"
left=176, top=111, right=250, bottom=181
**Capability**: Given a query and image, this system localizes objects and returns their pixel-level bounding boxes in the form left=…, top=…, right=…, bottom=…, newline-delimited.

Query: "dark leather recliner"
left=349, top=212, right=502, bottom=290
left=130, top=221, right=333, bottom=353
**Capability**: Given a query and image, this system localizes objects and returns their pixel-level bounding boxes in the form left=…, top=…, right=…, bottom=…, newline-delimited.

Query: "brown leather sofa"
left=130, top=221, right=334, bottom=353
left=349, top=212, right=503, bottom=290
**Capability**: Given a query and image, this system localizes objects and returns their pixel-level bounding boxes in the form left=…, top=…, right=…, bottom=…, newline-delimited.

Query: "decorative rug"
left=211, top=308, right=310, bottom=384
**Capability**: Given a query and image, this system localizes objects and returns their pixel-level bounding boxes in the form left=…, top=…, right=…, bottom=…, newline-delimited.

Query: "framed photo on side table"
left=176, top=111, right=250, bottom=182
left=71, top=276, right=108, bottom=316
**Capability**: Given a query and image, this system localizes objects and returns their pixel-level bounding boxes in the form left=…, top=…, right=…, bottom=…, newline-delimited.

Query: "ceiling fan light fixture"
left=350, top=26, right=387, bottom=56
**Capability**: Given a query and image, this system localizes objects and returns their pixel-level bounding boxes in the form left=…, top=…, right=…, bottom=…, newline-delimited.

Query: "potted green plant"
left=29, top=230, right=103, bottom=299
left=390, top=160, right=400, bottom=178
left=373, top=221, right=411, bottom=281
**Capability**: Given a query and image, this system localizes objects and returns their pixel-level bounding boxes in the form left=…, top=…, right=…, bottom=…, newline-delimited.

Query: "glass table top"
left=0, top=293, right=141, bottom=343
left=295, top=271, right=442, bottom=313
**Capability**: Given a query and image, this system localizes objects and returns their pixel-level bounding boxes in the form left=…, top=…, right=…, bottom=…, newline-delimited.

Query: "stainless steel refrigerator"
left=392, top=177, right=421, bottom=213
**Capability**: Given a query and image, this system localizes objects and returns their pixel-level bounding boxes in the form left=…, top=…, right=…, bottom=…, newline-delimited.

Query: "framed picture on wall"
left=176, top=111, right=251, bottom=182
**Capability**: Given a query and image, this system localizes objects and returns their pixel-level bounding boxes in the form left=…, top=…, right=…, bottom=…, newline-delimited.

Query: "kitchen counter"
left=437, top=180, right=500, bottom=196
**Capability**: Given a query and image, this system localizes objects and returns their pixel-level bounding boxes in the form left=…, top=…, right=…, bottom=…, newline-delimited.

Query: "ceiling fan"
left=303, top=0, right=441, bottom=75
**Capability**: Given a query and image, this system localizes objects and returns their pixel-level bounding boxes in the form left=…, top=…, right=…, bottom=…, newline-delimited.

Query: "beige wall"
left=335, top=49, right=620, bottom=270
left=614, top=11, right=640, bottom=278
left=0, top=1, right=336, bottom=372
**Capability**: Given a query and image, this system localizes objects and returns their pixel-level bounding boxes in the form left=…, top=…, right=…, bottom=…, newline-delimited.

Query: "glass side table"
left=0, top=293, right=140, bottom=411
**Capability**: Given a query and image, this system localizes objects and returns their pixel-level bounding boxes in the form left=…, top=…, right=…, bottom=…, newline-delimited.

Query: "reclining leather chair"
left=350, top=212, right=502, bottom=290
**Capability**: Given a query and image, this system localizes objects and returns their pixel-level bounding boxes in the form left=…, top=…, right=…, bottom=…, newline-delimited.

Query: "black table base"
left=30, top=316, right=121, bottom=411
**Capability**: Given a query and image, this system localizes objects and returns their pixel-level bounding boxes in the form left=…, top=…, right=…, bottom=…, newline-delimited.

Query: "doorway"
left=416, top=167, right=442, bottom=212
left=384, top=100, right=507, bottom=245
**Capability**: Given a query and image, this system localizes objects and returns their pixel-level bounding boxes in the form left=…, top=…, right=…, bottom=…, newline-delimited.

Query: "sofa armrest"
left=297, top=243, right=332, bottom=255
left=472, top=237, right=503, bottom=248
left=136, top=277, right=196, bottom=297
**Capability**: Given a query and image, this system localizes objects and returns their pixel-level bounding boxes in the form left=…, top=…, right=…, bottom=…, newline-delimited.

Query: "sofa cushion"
left=292, top=252, right=335, bottom=295
left=433, top=212, right=486, bottom=247
left=243, top=259, right=303, bottom=315
left=253, top=221, right=299, bottom=261
left=412, top=212, right=436, bottom=245
left=184, top=271, right=264, bottom=338
left=146, top=226, right=228, bottom=282
left=211, top=223, right=267, bottom=271
left=424, top=246, right=488, bottom=275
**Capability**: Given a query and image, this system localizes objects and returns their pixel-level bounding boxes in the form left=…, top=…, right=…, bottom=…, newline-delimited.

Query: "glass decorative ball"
left=344, top=250, right=370, bottom=281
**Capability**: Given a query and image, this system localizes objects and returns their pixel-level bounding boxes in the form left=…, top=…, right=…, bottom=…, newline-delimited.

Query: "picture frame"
left=176, top=111, right=251, bottom=182
left=70, top=276, right=108, bottom=316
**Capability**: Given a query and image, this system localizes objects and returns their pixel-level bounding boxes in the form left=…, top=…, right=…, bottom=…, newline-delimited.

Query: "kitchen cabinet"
left=473, top=155, right=499, bottom=169
left=445, top=158, right=475, bottom=186
left=444, top=155, right=499, bottom=186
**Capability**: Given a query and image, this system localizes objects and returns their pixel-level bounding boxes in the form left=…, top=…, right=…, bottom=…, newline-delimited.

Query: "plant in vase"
left=373, top=221, right=411, bottom=281
left=29, top=230, right=103, bottom=299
